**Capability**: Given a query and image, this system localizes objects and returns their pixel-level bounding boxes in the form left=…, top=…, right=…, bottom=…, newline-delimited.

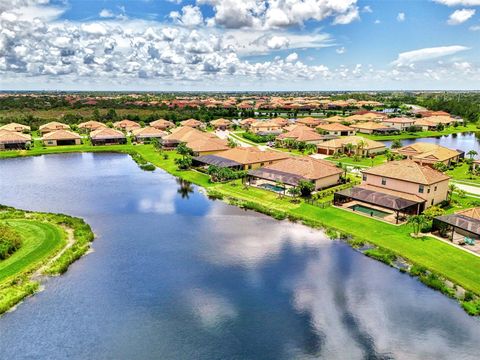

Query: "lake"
left=382, top=132, right=480, bottom=153
left=0, top=153, right=480, bottom=359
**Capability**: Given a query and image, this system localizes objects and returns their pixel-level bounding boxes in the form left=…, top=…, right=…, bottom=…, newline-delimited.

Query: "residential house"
left=394, top=142, right=462, bottom=166
left=271, top=117, right=289, bottom=127
left=210, top=118, right=233, bottom=130
left=132, top=126, right=166, bottom=143
left=113, top=119, right=141, bottom=132
left=180, top=119, right=204, bottom=129
left=334, top=160, right=450, bottom=222
left=194, top=147, right=289, bottom=170
left=239, top=118, right=256, bottom=129
left=0, top=130, right=31, bottom=150
left=414, top=119, right=438, bottom=131
left=316, top=123, right=356, bottom=136
left=250, top=121, right=283, bottom=135
left=317, top=136, right=386, bottom=156
left=78, top=120, right=107, bottom=131
left=381, top=117, right=416, bottom=131
left=150, top=119, right=176, bottom=131
left=296, top=117, right=321, bottom=128
left=42, top=129, right=82, bottom=146
left=433, top=208, right=480, bottom=244
left=0, top=122, right=31, bottom=132
left=39, top=121, right=70, bottom=135
left=277, top=125, right=334, bottom=144
left=162, top=126, right=229, bottom=155
left=90, top=128, right=126, bottom=145
left=248, top=156, right=343, bottom=192
left=351, top=122, right=397, bottom=134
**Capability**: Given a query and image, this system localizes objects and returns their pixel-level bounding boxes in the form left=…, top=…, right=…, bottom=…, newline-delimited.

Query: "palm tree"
left=407, top=214, right=427, bottom=235
left=344, top=143, right=355, bottom=156
left=467, top=150, right=478, bottom=160
left=356, top=140, right=368, bottom=157
left=448, top=183, right=457, bottom=202
left=287, top=186, right=300, bottom=200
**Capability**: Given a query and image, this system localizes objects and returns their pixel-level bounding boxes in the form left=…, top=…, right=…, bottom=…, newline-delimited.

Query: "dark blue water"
left=0, top=153, right=480, bottom=360
left=382, top=132, right=480, bottom=153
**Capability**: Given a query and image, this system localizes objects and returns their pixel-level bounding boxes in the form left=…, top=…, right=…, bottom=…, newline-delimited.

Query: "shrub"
left=409, top=264, right=427, bottom=277
left=419, top=273, right=455, bottom=297
left=242, top=132, right=276, bottom=143
left=0, top=224, right=22, bottom=260
left=364, top=248, right=397, bottom=265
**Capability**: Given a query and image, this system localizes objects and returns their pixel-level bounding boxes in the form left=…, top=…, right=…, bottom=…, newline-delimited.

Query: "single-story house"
left=277, top=125, right=335, bottom=144
left=90, top=128, right=126, bottom=145
left=394, top=142, right=462, bottom=166
left=433, top=208, right=480, bottom=245
left=248, top=156, right=343, bottom=193
left=351, top=122, right=397, bottom=134
left=132, top=126, right=166, bottom=143
left=271, top=117, right=289, bottom=127
left=0, top=130, right=31, bottom=150
left=317, top=136, right=386, bottom=156
left=0, top=122, right=31, bottom=133
left=239, top=118, right=256, bottom=129
left=414, top=119, right=437, bottom=131
left=316, top=123, right=356, bottom=136
left=42, top=129, right=82, bottom=146
left=150, top=119, right=175, bottom=131
left=421, top=115, right=455, bottom=126
left=296, top=117, right=321, bottom=128
left=113, top=119, right=141, bottom=132
left=250, top=121, right=283, bottom=135
left=210, top=118, right=233, bottom=130
left=39, top=121, right=70, bottom=135
left=78, top=120, right=107, bottom=132
left=381, top=117, right=416, bottom=131
left=324, top=115, right=351, bottom=124
left=162, top=126, right=229, bottom=155
left=180, top=119, right=204, bottom=129
left=194, top=147, right=289, bottom=170
left=334, top=160, right=450, bottom=222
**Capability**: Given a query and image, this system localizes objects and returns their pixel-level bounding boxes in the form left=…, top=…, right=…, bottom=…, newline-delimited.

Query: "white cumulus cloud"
left=433, top=0, right=480, bottom=6
left=397, top=12, right=405, bottom=22
left=99, top=9, right=114, bottom=18
left=392, top=45, right=470, bottom=66
left=447, top=9, right=475, bottom=25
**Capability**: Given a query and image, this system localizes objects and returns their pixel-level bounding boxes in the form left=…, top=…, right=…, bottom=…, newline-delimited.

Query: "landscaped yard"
left=325, top=154, right=387, bottom=167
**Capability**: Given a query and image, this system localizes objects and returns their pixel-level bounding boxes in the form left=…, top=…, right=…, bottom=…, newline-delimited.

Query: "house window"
left=427, top=188, right=430, bottom=193
left=362, top=174, right=367, bottom=181
left=431, top=199, right=434, bottom=205
left=419, top=185, right=424, bottom=193
left=381, top=177, right=387, bottom=185
left=434, top=186, right=437, bottom=191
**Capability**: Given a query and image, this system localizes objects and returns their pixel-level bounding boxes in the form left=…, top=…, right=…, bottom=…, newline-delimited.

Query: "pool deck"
left=335, top=200, right=405, bottom=225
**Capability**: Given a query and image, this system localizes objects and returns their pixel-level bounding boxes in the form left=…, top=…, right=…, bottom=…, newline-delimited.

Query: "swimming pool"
left=259, top=183, right=285, bottom=193
left=349, top=204, right=390, bottom=218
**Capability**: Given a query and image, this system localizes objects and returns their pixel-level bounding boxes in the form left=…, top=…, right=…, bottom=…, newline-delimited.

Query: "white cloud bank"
left=434, top=0, right=480, bottom=6
left=392, top=45, right=470, bottom=66
left=447, top=9, right=475, bottom=24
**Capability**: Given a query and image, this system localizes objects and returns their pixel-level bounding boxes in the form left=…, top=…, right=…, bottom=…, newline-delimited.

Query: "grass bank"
left=0, top=206, right=94, bottom=315
left=359, top=124, right=478, bottom=141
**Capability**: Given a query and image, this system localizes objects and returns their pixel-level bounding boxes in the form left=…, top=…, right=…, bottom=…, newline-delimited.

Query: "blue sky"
left=1, top=0, right=480, bottom=90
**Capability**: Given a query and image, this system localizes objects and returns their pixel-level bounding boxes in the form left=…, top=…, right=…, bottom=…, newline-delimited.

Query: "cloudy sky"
left=1, top=0, right=479, bottom=91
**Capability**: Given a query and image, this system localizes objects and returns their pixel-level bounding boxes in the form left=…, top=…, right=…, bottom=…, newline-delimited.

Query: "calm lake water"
left=0, top=153, right=480, bottom=359
left=382, top=132, right=480, bottom=152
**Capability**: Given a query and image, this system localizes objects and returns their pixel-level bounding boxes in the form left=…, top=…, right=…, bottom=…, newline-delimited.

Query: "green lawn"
left=325, top=154, right=387, bottom=167
left=0, top=220, right=65, bottom=283
left=447, top=162, right=480, bottom=185
left=358, top=124, right=478, bottom=141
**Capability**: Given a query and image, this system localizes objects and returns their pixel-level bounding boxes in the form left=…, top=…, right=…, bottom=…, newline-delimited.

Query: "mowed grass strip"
left=0, top=220, right=65, bottom=283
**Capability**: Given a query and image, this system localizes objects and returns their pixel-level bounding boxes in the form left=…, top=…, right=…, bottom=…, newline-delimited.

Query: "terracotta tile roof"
left=42, top=129, right=81, bottom=141
left=208, top=147, right=289, bottom=165
left=254, top=156, right=343, bottom=181
left=316, top=123, right=354, bottom=132
left=382, top=117, right=416, bottom=123
left=296, top=117, right=321, bottom=126
left=396, top=142, right=461, bottom=162
left=324, top=115, right=349, bottom=123
left=78, top=120, right=107, bottom=130
left=210, top=118, right=232, bottom=126
left=277, top=125, right=323, bottom=142
left=456, top=207, right=480, bottom=220
left=240, top=118, right=256, bottom=125
left=251, top=121, right=282, bottom=129
left=163, top=126, right=228, bottom=152
left=0, top=130, right=31, bottom=143
left=362, top=160, right=450, bottom=185
left=0, top=122, right=31, bottom=132
left=150, top=119, right=175, bottom=129
left=132, top=126, right=167, bottom=137
left=180, top=119, right=203, bottom=127
left=351, top=122, right=393, bottom=130
left=318, top=136, right=385, bottom=150
left=90, top=127, right=125, bottom=140
left=414, top=119, right=437, bottom=127
left=270, top=117, right=289, bottom=126
left=113, top=119, right=140, bottom=130
left=39, top=121, right=69, bottom=132
left=420, top=115, right=453, bottom=124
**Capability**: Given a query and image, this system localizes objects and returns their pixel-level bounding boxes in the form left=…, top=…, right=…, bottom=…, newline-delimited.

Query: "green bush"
left=419, top=273, right=455, bottom=298
left=0, top=224, right=22, bottom=260
left=364, top=248, right=397, bottom=265
left=242, top=132, right=276, bottom=143
left=462, top=300, right=480, bottom=316
left=409, top=264, right=427, bottom=277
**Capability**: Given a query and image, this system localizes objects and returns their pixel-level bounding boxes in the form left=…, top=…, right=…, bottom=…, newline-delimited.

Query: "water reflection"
left=383, top=132, right=480, bottom=153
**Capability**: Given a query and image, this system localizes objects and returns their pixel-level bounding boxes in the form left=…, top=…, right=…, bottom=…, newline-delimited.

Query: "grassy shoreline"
left=0, top=206, right=94, bottom=315
left=2, top=144, right=480, bottom=313
left=358, top=124, right=478, bottom=141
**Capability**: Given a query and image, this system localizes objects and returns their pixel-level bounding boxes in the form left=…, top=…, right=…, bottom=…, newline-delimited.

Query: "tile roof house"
left=277, top=125, right=332, bottom=144
left=162, top=126, right=229, bottom=155
left=132, top=126, right=167, bottom=143
left=90, top=127, right=126, bottom=145
left=317, top=136, right=386, bottom=156
left=180, top=119, right=204, bottom=129
left=316, top=123, right=356, bottom=136
left=394, top=142, right=462, bottom=166
left=0, top=130, right=32, bottom=150
left=334, top=160, right=450, bottom=221
left=150, top=119, right=176, bottom=131
left=39, top=121, right=70, bottom=135
left=210, top=118, right=233, bottom=130
left=113, top=119, right=141, bottom=132
left=250, top=121, right=283, bottom=135
left=0, top=122, right=31, bottom=132
left=194, top=146, right=289, bottom=170
left=295, top=117, right=321, bottom=128
left=78, top=120, right=107, bottom=131
left=350, top=122, right=397, bottom=134
left=239, top=118, right=257, bottom=129
left=248, top=156, right=343, bottom=191
left=42, top=129, right=82, bottom=146
left=381, top=117, right=416, bottom=131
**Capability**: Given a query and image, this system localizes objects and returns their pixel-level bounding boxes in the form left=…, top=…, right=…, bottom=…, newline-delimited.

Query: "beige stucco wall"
left=43, top=138, right=82, bottom=146
left=314, top=174, right=341, bottom=190
left=363, top=174, right=449, bottom=207
left=381, top=121, right=415, bottom=130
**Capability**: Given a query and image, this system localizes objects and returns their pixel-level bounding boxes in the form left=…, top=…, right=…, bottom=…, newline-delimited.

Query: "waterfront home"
left=433, top=208, right=480, bottom=249
left=317, top=136, right=386, bottom=156
left=180, top=119, right=204, bottom=129
left=296, top=117, right=321, bottom=128
left=250, top=121, right=283, bottom=135
left=113, top=119, right=141, bottom=132
left=271, top=117, right=289, bottom=127
left=345, top=113, right=386, bottom=123
left=210, top=118, right=233, bottom=130
left=90, top=128, right=126, bottom=145
left=132, top=126, right=166, bottom=143
left=248, top=156, right=343, bottom=192
left=324, top=115, right=351, bottom=124
left=42, top=129, right=82, bottom=146
left=0, top=122, right=31, bottom=132
left=351, top=122, right=397, bottom=134
left=420, top=115, right=455, bottom=127
left=394, top=142, right=462, bottom=166
left=414, top=118, right=438, bottom=131
left=162, top=126, right=228, bottom=155
left=39, top=121, right=70, bottom=135
left=0, top=130, right=31, bottom=150
left=316, top=123, right=356, bottom=136
left=334, top=160, right=450, bottom=222
left=239, top=118, right=256, bottom=129
left=78, top=120, right=107, bottom=132
left=277, top=125, right=333, bottom=144
left=381, top=117, right=416, bottom=131
left=194, top=147, right=289, bottom=170
left=150, top=119, right=175, bottom=131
